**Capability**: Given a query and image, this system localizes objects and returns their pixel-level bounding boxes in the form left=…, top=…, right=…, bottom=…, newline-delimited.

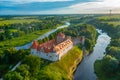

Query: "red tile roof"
left=37, top=39, right=55, bottom=52
left=31, top=33, right=73, bottom=54
left=57, top=32, right=65, bottom=37
left=54, top=39, right=73, bottom=54
left=31, top=41, right=39, bottom=49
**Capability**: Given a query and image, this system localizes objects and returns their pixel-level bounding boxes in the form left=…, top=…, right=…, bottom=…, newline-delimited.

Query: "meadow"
left=0, top=29, right=50, bottom=48
left=97, top=15, right=120, bottom=26
left=0, top=19, right=41, bottom=26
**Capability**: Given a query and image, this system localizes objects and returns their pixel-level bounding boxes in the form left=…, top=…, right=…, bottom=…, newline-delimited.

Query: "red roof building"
left=31, top=41, right=39, bottom=49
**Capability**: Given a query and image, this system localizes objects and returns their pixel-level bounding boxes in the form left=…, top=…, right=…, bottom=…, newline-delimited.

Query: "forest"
left=1, top=14, right=120, bottom=80
left=0, top=15, right=97, bottom=80
left=88, top=15, right=120, bottom=80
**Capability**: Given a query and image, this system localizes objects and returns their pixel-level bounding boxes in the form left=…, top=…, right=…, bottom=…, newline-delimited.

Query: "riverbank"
left=93, top=15, right=120, bottom=80
left=73, top=29, right=111, bottom=80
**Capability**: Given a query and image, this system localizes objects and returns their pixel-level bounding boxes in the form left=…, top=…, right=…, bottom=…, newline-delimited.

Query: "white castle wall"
left=31, top=49, right=59, bottom=61
left=58, top=44, right=73, bottom=59
left=31, top=43, right=73, bottom=61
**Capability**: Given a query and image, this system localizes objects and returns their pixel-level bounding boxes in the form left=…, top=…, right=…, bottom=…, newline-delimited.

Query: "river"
left=73, top=29, right=111, bottom=80
left=15, top=22, right=70, bottom=50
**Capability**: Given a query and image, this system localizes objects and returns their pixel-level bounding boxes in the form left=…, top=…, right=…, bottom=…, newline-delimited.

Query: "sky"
left=0, top=0, right=120, bottom=15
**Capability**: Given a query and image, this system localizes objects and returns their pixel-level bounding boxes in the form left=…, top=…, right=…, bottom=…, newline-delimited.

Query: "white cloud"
left=33, top=0, right=120, bottom=14
left=1, top=0, right=120, bottom=14
left=1, top=0, right=73, bottom=4
left=68, top=0, right=120, bottom=13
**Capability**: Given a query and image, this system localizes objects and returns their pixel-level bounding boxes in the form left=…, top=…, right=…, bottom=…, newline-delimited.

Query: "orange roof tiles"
left=31, top=33, right=73, bottom=54
left=36, top=39, right=55, bottom=52
left=57, top=32, right=65, bottom=37
left=31, top=41, right=39, bottom=49
left=54, top=39, right=73, bottom=54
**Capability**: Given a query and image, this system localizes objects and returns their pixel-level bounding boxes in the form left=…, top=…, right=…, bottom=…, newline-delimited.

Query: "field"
left=0, top=29, right=50, bottom=48
left=97, top=15, right=120, bottom=26
left=0, top=19, right=41, bottom=26
left=97, top=15, right=120, bottom=20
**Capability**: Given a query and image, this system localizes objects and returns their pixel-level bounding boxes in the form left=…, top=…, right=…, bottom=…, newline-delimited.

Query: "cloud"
left=47, top=0, right=120, bottom=14
left=35, top=0, right=120, bottom=14
left=69, top=0, right=120, bottom=11
left=0, top=0, right=74, bottom=4
left=0, top=0, right=120, bottom=15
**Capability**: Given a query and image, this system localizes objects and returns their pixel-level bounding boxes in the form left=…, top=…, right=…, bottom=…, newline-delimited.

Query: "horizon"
left=0, top=0, right=120, bottom=15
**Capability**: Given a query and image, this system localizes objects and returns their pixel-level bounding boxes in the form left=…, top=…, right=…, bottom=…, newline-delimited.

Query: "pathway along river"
left=73, top=29, right=111, bottom=80
left=15, top=22, right=70, bottom=50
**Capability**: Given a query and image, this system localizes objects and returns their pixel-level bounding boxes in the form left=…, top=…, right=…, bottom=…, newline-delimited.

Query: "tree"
left=3, top=71, right=23, bottom=80
left=38, top=39, right=43, bottom=44
left=4, top=48, right=18, bottom=64
left=16, top=64, right=30, bottom=80
left=107, top=46, right=120, bottom=60
left=101, top=55, right=119, bottom=76
left=23, top=55, right=42, bottom=76
left=5, top=30, right=12, bottom=39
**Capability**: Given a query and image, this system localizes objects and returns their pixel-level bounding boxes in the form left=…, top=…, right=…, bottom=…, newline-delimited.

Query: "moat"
left=73, top=29, right=111, bottom=80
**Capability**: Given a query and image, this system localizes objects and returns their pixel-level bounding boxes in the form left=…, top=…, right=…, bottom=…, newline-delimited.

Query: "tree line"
left=91, top=15, right=120, bottom=80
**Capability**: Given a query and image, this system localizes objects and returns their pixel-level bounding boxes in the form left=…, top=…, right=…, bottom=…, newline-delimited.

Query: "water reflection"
left=73, top=29, right=111, bottom=80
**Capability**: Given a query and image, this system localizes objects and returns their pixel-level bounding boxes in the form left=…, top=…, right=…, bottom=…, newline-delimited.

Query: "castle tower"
left=56, top=32, right=65, bottom=44
left=31, top=41, right=39, bottom=54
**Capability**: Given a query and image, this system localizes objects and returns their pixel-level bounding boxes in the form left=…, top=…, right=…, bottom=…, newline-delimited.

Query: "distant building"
left=30, top=32, right=85, bottom=61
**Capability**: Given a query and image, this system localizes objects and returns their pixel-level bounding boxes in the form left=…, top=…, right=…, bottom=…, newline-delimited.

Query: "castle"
left=31, top=32, right=84, bottom=61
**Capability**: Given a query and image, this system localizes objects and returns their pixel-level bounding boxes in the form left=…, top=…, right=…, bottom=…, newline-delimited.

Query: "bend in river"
left=73, top=29, right=111, bottom=80
left=15, top=22, right=70, bottom=50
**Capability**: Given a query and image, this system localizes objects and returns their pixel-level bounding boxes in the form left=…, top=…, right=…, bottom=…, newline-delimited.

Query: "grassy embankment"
left=40, top=46, right=83, bottom=80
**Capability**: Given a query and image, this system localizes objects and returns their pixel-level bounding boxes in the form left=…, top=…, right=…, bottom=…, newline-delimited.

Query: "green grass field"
left=106, top=21, right=120, bottom=26
left=97, top=15, right=120, bottom=26
left=0, top=29, right=50, bottom=48
left=97, top=15, right=120, bottom=20
left=0, top=19, right=41, bottom=26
